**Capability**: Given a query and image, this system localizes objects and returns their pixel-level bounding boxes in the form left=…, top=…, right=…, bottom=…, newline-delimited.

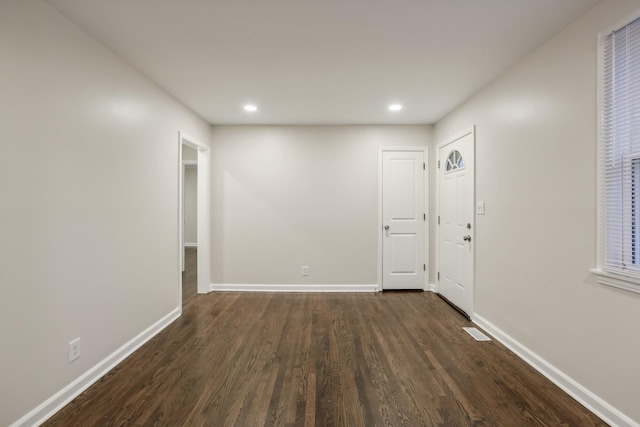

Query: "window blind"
left=599, top=16, right=640, bottom=278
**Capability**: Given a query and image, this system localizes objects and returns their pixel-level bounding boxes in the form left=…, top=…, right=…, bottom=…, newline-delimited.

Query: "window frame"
left=445, top=149, right=465, bottom=173
left=593, top=10, right=640, bottom=294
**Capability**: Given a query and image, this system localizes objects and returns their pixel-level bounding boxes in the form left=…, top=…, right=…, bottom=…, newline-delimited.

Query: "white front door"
left=437, top=129, right=475, bottom=316
left=382, top=150, right=426, bottom=290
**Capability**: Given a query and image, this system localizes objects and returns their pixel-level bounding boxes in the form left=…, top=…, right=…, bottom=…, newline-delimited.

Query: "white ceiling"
left=48, top=0, right=598, bottom=125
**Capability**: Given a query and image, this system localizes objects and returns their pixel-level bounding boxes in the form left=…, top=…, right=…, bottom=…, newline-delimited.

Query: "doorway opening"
left=178, top=132, right=210, bottom=309
left=182, top=147, right=198, bottom=306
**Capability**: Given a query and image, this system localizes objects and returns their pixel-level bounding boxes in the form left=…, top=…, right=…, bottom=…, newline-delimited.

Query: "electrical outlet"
left=68, top=337, right=81, bottom=363
left=301, top=266, right=309, bottom=276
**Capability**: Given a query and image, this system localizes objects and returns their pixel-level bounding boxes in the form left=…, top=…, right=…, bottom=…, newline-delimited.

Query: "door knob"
left=463, top=235, right=471, bottom=242
left=384, top=225, right=390, bottom=230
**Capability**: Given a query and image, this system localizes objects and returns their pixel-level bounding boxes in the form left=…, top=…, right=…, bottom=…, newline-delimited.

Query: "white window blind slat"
left=599, top=16, right=640, bottom=279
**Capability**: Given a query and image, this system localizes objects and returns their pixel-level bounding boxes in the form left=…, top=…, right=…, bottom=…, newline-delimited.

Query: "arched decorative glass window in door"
left=445, top=150, right=465, bottom=172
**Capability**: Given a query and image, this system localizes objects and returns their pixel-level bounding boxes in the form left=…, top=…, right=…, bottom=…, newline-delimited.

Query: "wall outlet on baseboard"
left=69, top=337, right=81, bottom=363
left=301, top=266, right=309, bottom=276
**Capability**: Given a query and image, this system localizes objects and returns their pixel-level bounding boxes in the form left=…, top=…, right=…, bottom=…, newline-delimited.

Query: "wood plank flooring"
left=45, top=251, right=606, bottom=426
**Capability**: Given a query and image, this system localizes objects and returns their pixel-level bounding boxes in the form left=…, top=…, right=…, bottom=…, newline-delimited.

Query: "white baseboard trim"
left=184, top=243, right=197, bottom=247
left=10, top=307, right=181, bottom=427
left=473, top=314, right=639, bottom=427
left=210, top=283, right=379, bottom=293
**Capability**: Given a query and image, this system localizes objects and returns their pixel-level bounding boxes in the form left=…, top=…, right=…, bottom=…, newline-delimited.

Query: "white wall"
left=210, top=125, right=432, bottom=285
left=434, top=0, right=640, bottom=424
left=0, top=2, right=211, bottom=425
left=184, top=165, right=198, bottom=245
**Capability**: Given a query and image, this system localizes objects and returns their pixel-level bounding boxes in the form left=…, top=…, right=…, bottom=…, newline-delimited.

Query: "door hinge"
left=423, top=264, right=426, bottom=271
left=438, top=160, right=440, bottom=169
left=437, top=272, right=440, bottom=280
left=424, top=213, right=426, bottom=221
left=423, top=162, right=426, bottom=170
left=438, top=216, right=440, bottom=225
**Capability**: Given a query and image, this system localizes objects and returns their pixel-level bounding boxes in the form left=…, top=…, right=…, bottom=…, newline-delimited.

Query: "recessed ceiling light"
left=388, top=104, right=403, bottom=112
left=244, top=104, right=258, bottom=112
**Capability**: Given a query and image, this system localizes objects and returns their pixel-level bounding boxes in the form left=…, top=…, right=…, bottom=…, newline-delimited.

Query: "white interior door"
left=437, top=129, right=475, bottom=316
left=382, top=150, right=426, bottom=290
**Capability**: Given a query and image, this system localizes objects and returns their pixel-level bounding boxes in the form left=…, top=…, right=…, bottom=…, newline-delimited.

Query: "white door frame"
left=435, top=126, right=475, bottom=314
left=178, top=132, right=211, bottom=301
left=377, top=146, right=429, bottom=292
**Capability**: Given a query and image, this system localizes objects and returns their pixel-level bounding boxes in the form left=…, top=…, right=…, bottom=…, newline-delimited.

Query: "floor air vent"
left=462, top=327, right=491, bottom=342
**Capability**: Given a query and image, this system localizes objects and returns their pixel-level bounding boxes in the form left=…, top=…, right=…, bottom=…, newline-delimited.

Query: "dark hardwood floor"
left=45, top=255, right=606, bottom=426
